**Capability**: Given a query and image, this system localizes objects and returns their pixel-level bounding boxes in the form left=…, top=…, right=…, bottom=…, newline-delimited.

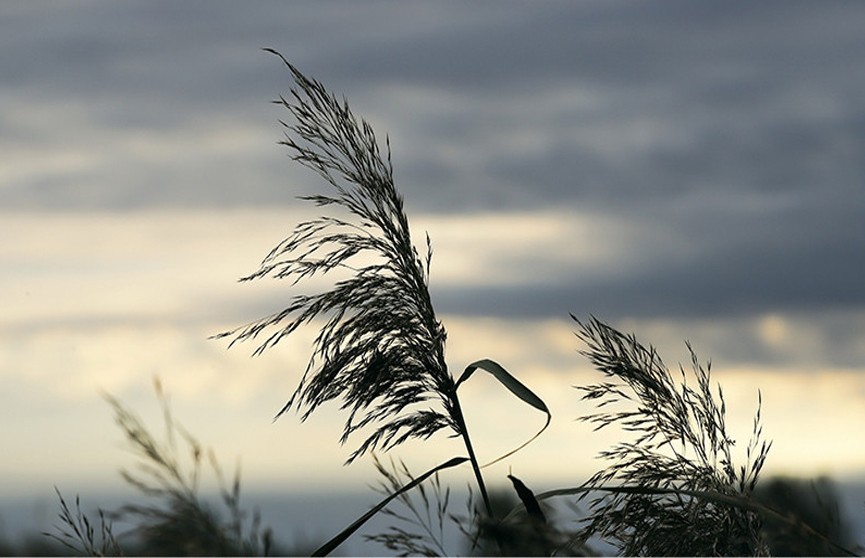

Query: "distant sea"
left=2, top=482, right=864, bottom=555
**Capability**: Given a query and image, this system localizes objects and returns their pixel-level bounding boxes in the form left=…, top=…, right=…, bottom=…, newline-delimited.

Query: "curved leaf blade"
left=311, top=456, right=469, bottom=556
left=456, top=358, right=549, bottom=414
left=455, top=358, right=552, bottom=467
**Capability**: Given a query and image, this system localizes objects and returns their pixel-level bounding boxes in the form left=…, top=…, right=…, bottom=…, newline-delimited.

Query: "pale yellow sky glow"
left=2, top=210, right=863, bottom=498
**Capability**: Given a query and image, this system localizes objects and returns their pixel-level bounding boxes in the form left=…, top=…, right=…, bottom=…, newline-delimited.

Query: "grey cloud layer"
left=3, top=1, right=864, bottom=325
left=4, top=1, right=864, bottom=210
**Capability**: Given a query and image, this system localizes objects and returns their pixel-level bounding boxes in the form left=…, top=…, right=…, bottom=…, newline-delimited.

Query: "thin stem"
left=449, top=390, right=493, bottom=517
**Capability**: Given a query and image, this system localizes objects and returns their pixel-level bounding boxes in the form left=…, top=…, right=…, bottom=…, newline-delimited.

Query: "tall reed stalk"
left=216, top=50, right=549, bottom=552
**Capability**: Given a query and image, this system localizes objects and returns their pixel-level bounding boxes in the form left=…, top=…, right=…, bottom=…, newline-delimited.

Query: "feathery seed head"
left=216, top=50, right=457, bottom=463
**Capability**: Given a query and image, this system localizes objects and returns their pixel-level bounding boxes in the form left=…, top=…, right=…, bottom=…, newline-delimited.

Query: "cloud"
left=429, top=201, right=865, bottom=320
left=6, top=208, right=861, bottom=373
left=4, top=1, right=865, bottom=211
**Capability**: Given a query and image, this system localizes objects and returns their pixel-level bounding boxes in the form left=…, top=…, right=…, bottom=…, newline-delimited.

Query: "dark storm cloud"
left=433, top=234, right=865, bottom=321
left=4, top=1, right=864, bottom=209
left=3, top=1, right=864, bottom=324
left=432, top=184, right=865, bottom=321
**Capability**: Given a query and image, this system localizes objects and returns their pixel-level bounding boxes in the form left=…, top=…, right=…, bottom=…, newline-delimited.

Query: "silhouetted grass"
left=214, top=48, right=460, bottom=466
left=45, top=379, right=310, bottom=556
left=43, top=51, right=865, bottom=557
left=366, top=457, right=588, bottom=557
left=572, top=315, right=770, bottom=555
left=756, top=476, right=859, bottom=556
left=44, top=490, right=120, bottom=556
left=364, top=456, right=453, bottom=556
left=215, top=49, right=550, bottom=542
left=104, top=379, right=274, bottom=556
left=208, top=53, right=864, bottom=557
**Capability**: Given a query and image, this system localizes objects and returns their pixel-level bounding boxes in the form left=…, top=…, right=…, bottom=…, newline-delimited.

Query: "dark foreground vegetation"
left=29, top=51, right=863, bottom=556
left=5, top=381, right=855, bottom=556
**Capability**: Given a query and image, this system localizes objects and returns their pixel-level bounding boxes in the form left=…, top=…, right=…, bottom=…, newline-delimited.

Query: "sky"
left=2, top=0, right=865, bottom=513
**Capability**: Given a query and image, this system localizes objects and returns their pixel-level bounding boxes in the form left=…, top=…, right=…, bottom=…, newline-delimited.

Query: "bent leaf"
left=455, top=358, right=551, bottom=467
left=311, top=456, right=469, bottom=556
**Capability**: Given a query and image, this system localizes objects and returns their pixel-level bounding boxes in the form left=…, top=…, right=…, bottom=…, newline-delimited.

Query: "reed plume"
left=217, top=53, right=549, bottom=553
left=572, top=315, right=771, bottom=555
left=215, top=50, right=459, bottom=465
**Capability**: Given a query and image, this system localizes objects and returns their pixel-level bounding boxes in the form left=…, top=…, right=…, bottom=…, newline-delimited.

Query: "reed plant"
left=47, top=379, right=281, bottom=556
left=569, top=315, right=771, bottom=555
left=45, top=490, right=121, bottom=556
left=215, top=49, right=550, bottom=554
left=756, top=476, right=859, bottom=556
left=103, top=379, right=274, bottom=556
left=214, top=52, right=860, bottom=556
left=364, top=455, right=454, bottom=556
left=46, top=52, right=863, bottom=557
left=517, top=316, right=858, bottom=557
left=365, top=456, right=585, bottom=557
